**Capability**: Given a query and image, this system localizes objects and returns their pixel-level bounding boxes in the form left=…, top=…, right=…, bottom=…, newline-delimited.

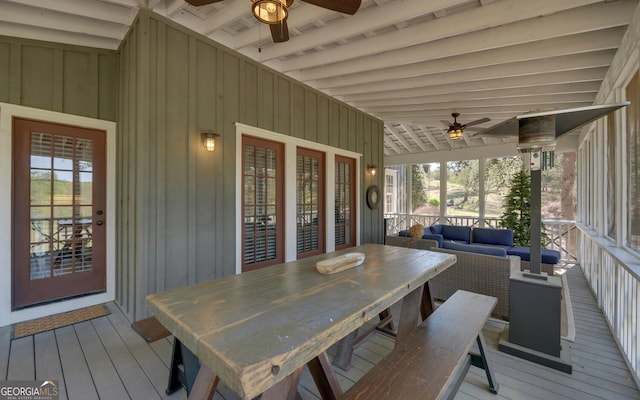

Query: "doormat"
left=12, top=304, right=110, bottom=340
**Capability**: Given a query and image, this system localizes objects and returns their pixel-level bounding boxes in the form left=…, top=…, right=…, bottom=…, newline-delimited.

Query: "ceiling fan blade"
left=302, top=0, right=361, bottom=15
left=184, top=0, right=224, bottom=6
left=270, top=21, right=290, bottom=43
left=463, top=117, right=491, bottom=127
left=440, top=120, right=452, bottom=127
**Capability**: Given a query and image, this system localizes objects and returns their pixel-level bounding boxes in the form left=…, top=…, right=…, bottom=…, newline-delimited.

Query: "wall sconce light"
left=202, top=131, right=220, bottom=152
left=367, top=165, right=377, bottom=176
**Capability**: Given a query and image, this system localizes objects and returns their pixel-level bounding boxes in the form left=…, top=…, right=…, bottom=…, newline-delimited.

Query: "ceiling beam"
left=312, top=27, right=624, bottom=88
left=338, top=67, right=608, bottom=102
left=280, top=0, right=620, bottom=72
left=328, top=50, right=615, bottom=96
left=0, top=21, right=121, bottom=49
left=385, top=124, right=414, bottom=153
left=0, top=1, right=128, bottom=39
left=364, top=93, right=598, bottom=114
left=351, top=81, right=601, bottom=108
left=6, top=0, right=134, bottom=25
left=399, top=124, right=428, bottom=152
left=255, top=0, right=469, bottom=60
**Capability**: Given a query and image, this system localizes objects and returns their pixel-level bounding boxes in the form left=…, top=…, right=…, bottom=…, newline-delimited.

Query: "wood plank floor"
left=1, top=265, right=638, bottom=399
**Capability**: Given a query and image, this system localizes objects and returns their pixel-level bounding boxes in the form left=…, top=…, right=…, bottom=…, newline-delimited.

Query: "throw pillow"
left=409, top=224, right=425, bottom=239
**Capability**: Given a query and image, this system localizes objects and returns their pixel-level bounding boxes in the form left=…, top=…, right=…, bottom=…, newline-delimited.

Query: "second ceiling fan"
left=185, top=0, right=362, bottom=43
left=441, top=112, right=490, bottom=141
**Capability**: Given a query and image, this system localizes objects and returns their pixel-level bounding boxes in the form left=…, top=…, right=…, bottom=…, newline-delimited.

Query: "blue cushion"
left=398, top=230, right=410, bottom=237
left=507, top=246, right=561, bottom=264
left=443, top=241, right=507, bottom=257
left=473, top=227, right=513, bottom=247
left=423, top=226, right=432, bottom=235
left=420, top=233, right=443, bottom=248
left=430, top=224, right=443, bottom=234
left=441, top=225, right=472, bottom=243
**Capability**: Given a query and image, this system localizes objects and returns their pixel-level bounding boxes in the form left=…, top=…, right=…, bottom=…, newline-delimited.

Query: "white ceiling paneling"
left=1, top=0, right=637, bottom=156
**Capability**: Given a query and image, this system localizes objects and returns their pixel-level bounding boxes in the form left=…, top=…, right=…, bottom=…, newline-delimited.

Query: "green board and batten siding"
left=0, top=35, right=117, bottom=121
left=0, top=9, right=384, bottom=322
left=117, top=10, right=384, bottom=321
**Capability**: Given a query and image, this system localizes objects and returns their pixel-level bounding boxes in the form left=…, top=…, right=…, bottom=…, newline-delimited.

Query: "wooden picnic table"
left=146, top=243, right=456, bottom=400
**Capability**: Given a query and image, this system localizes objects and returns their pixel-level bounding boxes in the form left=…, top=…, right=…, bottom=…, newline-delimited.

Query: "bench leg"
left=470, top=334, right=499, bottom=394
left=188, top=364, right=219, bottom=400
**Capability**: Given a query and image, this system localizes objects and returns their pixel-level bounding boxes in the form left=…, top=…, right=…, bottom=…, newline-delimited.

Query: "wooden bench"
left=341, top=290, right=499, bottom=400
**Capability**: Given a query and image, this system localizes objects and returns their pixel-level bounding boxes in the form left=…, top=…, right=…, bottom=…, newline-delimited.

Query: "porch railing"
left=579, top=227, right=640, bottom=385
left=384, top=213, right=577, bottom=262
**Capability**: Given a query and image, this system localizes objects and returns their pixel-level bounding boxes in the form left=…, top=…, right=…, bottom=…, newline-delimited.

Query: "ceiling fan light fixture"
left=447, top=128, right=463, bottom=141
left=252, top=0, right=288, bottom=24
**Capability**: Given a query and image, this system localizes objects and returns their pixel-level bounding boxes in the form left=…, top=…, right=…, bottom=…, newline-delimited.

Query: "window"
left=335, top=156, right=355, bottom=250
left=384, top=168, right=397, bottom=214
left=541, top=152, right=576, bottom=220
left=607, top=113, right=617, bottom=238
left=297, top=148, right=325, bottom=258
left=627, top=70, right=640, bottom=251
left=411, top=163, right=439, bottom=214
left=484, top=156, right=522, bottom=219
left=242, top=136, right=284, bottom=271
left=446, top=160, right=479, bottom=220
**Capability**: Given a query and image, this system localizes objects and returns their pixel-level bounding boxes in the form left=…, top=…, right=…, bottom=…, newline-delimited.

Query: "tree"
left=500, top=169, right=550, bottom=246
left=484, top=157, right=522, bottom=194
left=560, top=152, right=576, bottom=220
left=448, top=160, right=479, bottom=205
left=411, top=164, right=429, bottom=210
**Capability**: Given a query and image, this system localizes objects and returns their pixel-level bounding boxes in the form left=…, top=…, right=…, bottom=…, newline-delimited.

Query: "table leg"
left=332, top=330, right=357, bottom=370
left=167, top=338, right=200, bottom=395
left=395, top=285, right=424, bottom=342
left=307, top=352, right=343, bottom=400
left=260, top=367, right=304, bottom=400
left=420, top=281, right=435, bottom=320
left=187, top=364, right=219, bottom=400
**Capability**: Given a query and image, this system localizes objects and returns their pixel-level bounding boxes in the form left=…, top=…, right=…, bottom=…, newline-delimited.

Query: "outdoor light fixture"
left=202, top=131, right=220, bottom=152
left=251, top=0, right=288, bottom=24
left=447, top=128, right=463, bottom=141
left=367, top=165, right=377, bottom=176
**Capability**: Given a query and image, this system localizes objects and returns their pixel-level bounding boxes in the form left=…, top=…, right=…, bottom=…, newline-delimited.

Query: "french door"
left=242, top=135, right=284, bottom=272
left=335, top=156, right=356, bottom=250
left=12, top=118, right=106, bottom=309
left=296, top=148, right=325, bottom=258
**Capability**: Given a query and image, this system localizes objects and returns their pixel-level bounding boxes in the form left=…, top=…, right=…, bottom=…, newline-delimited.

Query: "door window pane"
left=297, top=149, right=324, bottom=258
left=242, top=137, right=284, bottom=270
left=29, top=132, right=94, bottom=280
left=335, top=156, right=355, bottom=249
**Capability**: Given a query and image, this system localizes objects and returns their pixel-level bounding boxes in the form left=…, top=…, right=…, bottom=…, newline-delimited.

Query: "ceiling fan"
left=185, top=0, right=362, bottom=43
left=441, top=112, right=491, bottom=141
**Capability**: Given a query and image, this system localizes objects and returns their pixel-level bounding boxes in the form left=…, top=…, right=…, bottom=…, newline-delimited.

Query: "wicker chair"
left=427, top=247, right=519, bottom=320
left=385, top=235, right=518, bottom=319
left=385, top=235, right=438, bottom=250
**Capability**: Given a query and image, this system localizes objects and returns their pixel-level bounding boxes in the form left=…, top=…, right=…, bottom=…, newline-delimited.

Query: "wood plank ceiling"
left=0, top=0, right=637, bottom=157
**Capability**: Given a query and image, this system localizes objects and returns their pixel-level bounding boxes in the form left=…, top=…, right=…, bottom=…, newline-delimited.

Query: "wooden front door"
left=12, top=117, right=107, bottom=309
